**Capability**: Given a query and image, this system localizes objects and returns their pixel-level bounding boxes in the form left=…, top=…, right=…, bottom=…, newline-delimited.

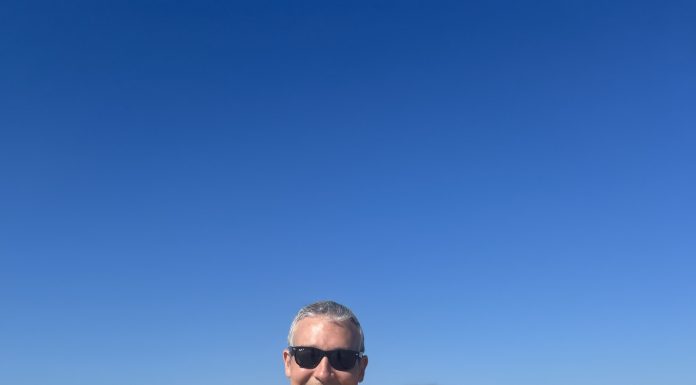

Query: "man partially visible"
left=283, top=301, right=368, bottom=385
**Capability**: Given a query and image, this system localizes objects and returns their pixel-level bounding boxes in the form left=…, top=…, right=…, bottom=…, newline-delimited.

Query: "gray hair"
left=287, top=300, right=365, bottom=352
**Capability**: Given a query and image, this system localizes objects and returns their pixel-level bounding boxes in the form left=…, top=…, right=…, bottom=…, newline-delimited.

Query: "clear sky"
left=1, top=1, right=695, bottom=384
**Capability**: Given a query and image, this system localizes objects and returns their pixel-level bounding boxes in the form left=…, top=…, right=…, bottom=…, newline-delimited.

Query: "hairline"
left=287, top=302, right=365, bottom=353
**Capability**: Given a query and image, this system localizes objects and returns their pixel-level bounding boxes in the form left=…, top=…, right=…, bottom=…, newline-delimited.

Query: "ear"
left=283, top=349, right=292, bottom=378
left=357, top=355, right=368, bottom=382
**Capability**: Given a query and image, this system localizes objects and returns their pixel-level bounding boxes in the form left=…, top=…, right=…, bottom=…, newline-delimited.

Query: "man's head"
left=283, top=301, right=368, bottom=385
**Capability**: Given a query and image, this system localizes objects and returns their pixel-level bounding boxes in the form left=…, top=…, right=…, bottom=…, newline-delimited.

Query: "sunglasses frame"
left=288, top=346, right=364, bottom=371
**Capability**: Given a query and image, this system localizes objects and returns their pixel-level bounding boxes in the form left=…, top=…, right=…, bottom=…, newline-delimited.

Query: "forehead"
left=292, top=316, right=360, bottom=350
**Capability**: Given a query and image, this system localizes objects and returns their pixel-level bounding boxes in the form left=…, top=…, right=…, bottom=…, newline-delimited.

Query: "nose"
left=312, top=356, right=333, bottom=382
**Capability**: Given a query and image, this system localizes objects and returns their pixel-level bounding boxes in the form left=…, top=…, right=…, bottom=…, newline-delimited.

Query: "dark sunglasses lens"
left=329, top=350, right=358, bottom=371
left=294, top=347, right=322, bottom=369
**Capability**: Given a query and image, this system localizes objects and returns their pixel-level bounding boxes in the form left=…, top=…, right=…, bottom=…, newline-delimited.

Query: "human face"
left=283, top=317, right=368, bottom=385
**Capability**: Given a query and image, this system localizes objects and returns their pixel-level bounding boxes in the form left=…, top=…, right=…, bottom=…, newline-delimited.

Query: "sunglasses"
left=289, top=346, right=364, bottom=371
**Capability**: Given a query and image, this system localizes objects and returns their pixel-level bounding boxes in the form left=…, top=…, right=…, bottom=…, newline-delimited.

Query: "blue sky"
left=1, top=1, right=695, bottom=384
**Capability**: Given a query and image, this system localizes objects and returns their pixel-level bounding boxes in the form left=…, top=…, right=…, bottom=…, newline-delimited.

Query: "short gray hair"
left=287, top=300, right=365, bottom=352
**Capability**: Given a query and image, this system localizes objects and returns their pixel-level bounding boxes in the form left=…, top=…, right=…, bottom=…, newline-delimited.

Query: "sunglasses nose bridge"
left=313, top=355, right=334, bottom=378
